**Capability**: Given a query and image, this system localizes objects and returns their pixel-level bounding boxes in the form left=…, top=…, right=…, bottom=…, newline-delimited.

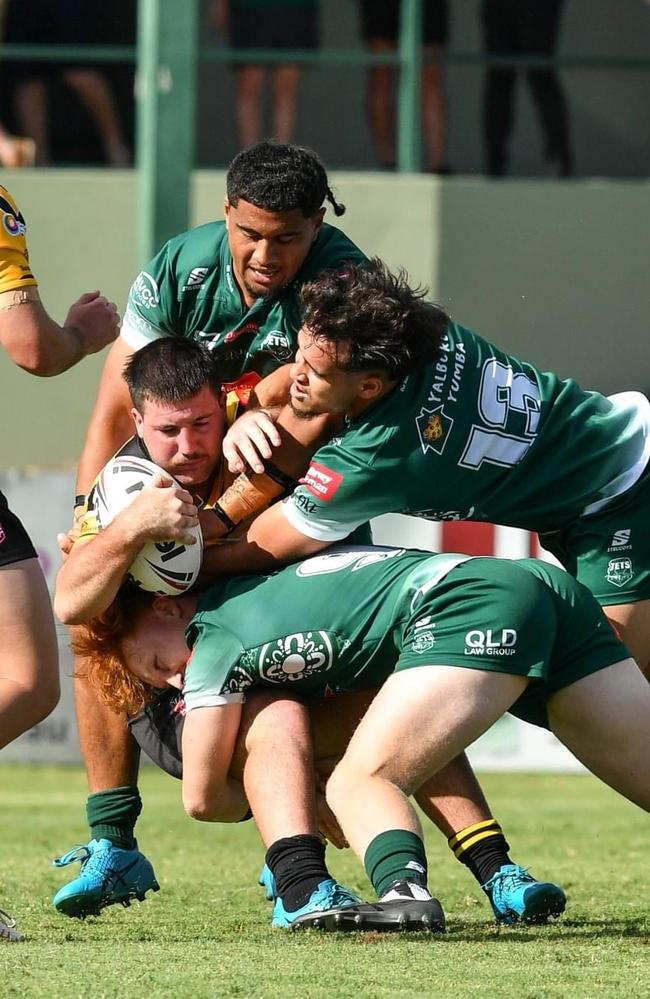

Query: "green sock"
left=86, top=785, right=142, bottom=850
left=364, top=829, right=428, bottom=899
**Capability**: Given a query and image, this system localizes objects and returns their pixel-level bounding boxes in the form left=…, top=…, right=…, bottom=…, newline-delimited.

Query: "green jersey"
left=121, top=220, right=366, bottom=389
left=181, top=545, right=626, bottom=720
left=284, top=322, right=650, bottom=538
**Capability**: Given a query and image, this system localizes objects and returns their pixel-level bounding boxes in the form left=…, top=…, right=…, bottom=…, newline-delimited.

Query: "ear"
left=132, top=407, right=144, bottom=435
left=224, top=198, right=230, bottom=226
left=311, top=208, right=325, bottom=238
left=152, top=595, right=184, bottom=620
left=357, top=374, right=387, bottom=402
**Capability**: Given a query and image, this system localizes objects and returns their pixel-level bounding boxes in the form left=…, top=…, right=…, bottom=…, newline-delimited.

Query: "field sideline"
left=1, top=764, right=648, bottom=998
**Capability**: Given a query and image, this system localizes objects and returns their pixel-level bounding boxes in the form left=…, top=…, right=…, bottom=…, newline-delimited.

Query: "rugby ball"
left=94, top=454, right=203, bottom=595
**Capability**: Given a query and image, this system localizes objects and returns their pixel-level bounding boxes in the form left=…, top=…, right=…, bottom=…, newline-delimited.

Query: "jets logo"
left=606, top=558, right=634, bottom=588
left=258, top=632, right=334, bottom=683
left=416, top=406, right=453, bottom=455
left=261, top=329, right=293, bottom=361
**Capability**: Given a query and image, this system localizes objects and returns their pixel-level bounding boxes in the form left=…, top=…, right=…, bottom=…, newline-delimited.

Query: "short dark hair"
left=123, top=337, right=223, bottom=411
left=299, top=259, right=449, bottom=380
left=226, top=140, right=346, bottom=218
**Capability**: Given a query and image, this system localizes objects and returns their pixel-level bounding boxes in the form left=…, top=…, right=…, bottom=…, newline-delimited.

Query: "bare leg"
left=271, top=66, right=301, bottom=142
left=415, top=752, right=492, bottom=836
left=604, top=600, right=650, bottom=676
left=13, top=79, right=52, bottom=166
left=64, top=69, right=131, bottom=166
left=549, top=658, right=650, bottom=810
left=235, top=66, right=266, bottom=149
left=326, top=666, right=526, bottom=860
left=421, top=50, right=447, bottom=171
left=366, top=44, right=396, bottom=167
left=0, top=559, right=59, bottom=749
left=73, top=667, right=140, bottom=792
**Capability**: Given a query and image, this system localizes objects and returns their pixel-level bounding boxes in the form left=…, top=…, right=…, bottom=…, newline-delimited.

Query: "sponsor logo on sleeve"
left=606, top=557, right=634, bottom=588
left=301, top=462, right=344, bottom=501
left=132, top=271, right=160, bottom=309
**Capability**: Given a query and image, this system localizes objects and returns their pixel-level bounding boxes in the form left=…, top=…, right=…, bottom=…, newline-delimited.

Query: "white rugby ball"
left=94, top=454, right=203, bottom=595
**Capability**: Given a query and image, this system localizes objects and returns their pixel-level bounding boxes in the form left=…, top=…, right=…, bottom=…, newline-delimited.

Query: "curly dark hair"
left=123, top=337, right=223, bottom=412
left=299, top=259, right=449, bottom=380
left=226, top=140, right=345, bottom=218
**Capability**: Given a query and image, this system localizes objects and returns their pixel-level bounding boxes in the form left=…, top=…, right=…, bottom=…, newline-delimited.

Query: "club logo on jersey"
left=464, top=629, right=517, bottom=656
left=182, top=267, right=209, bottom=291
left=412, top=617, right=436, bottom=654
left=224, top=661, right=256, bottom=694
left=261, top=329, right=293, bottom=361
left=132, top=271, right=160, bottom=309
left=0, top=194, right=26, bottom=237
left=416, top=406, right=453, bottom=455
left=606, top=557, right=634, bottom=588
left=607, top=529, right=632, bottom=553
left=301, top=462, right=344, bottom=501
left=258, top=631, right=334, bottom=683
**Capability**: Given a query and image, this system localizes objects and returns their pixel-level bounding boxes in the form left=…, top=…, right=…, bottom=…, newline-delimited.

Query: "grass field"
left=1, top=764, right=648, bottom=998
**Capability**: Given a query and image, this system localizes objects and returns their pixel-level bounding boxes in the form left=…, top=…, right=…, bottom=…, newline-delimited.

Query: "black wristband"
left=212, top=502, right=237, bottom=534
left=74, top=494, right=86, bottom=510
left=262, top=460, right=297, bottom=492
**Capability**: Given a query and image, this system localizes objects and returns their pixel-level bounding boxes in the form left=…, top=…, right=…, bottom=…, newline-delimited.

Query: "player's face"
left=122, top=602, right=192, bottom=691
left=133, top=386, right=225, bottom=492
left=289, top=328, right=378, bottom=418
left=224, top=198, right=324, bottom=308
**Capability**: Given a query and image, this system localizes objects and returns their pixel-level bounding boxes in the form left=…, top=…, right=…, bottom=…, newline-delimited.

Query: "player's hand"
left=316, top=792, right=348, bottom=850
left=120, top=473, right=199, bottom=545
left=222, top=409, right=281, bottom=475
left=64, top=291, right=120, bottom=357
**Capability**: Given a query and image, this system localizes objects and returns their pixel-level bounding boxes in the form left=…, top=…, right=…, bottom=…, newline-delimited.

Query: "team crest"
left=261, top=329, right=293, bottom=361
left=606, top=557, right=634, bottom=588
left=412, top=632, right=436, bottom=654
left=258, top=631, right=334, bottom=683
left=416, top=406, right=453, bottom=455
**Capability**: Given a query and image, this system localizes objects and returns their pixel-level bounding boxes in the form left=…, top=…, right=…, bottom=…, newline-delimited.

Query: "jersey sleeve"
left=0, top=187, right=38, bottom=294
left=121, top=241, right=179, bottom=350
left=283, top=445, right=393, bottom=542
left=183, top=620, right=247, bottom=711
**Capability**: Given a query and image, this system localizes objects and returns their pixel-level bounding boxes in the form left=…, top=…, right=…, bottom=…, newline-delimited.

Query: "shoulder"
left=297, top=224, right=367, bottom=283
left=0, top=186, right=37, bottom=292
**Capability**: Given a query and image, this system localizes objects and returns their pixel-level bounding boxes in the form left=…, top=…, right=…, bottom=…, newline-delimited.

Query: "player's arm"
left=54, top=476, right=199, bottom=624
left=182, top=701, right=249, bottom=823
left=75, top=337, right=135, bottom=495
left=0, top=287, right=119, bottom=377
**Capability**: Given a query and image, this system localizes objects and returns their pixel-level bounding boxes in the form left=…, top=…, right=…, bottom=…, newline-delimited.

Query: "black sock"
left=265, top=835, right=330, bottom=912
left=448, top=819, right=512, bottom=887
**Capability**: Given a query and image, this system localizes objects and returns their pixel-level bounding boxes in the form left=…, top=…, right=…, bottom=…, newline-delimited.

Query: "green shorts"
left=395, top=557, right=629, bottom=729
left=539, top=462, right=650, bottom=606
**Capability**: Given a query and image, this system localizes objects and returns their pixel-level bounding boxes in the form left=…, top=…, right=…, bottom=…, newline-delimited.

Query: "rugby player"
left=80, top=543, right=649, bottom=929
left=0, top=184, right=118, bottom=940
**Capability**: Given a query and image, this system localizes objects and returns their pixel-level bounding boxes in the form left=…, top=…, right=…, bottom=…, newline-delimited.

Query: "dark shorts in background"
left=0, top=489, right=38, bottom=567
left=230, top=3, right=319, bottom=51
left=359, top=0, right=448, bottom=48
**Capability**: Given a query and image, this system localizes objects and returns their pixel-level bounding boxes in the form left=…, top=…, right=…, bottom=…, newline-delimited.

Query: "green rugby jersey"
left=284, top=323, right=650, bottom=538
left=121, top=220, right=366, bottom=387
left=183, top=546, right=469, bottom=709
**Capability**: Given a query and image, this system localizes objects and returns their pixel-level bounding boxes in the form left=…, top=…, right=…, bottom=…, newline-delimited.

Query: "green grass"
left=1, top=765, right=648, bottom=998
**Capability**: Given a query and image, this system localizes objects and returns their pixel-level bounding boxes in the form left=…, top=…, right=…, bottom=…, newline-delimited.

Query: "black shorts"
left=128, top=689, right=185, bottom=780
left=0, top=490, right=38, bottom=567
left=230, top=3, right=319, bottom=51
left=3, top=0, right=106, bottom=80
left=360, top=1, right=448, bottom=48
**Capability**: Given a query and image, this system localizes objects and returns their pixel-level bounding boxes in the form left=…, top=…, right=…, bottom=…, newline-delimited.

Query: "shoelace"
left=483, top=865, right=532, bottom=893
left=53, top=845, right=92, bottom=869
left=0, top=908, right=18, bottom=929
left=327, top=884, right=360, bottom=907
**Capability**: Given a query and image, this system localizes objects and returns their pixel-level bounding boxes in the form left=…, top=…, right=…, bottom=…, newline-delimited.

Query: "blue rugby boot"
left=258, top=863, right=277, bottom=901
left=272, top=879, right=365, bottom=930
left=53, top=838, right=160, bottom=918
left=483, top=864, right=566, bottom=925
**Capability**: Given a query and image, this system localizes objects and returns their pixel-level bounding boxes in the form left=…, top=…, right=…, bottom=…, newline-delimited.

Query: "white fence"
left=0, top=472, right=584, bottom=772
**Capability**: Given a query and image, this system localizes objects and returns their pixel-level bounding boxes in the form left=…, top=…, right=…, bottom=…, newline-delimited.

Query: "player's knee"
left=324, top=760, right=358, bottom=816
left=18, top=670, right=60, bottom=727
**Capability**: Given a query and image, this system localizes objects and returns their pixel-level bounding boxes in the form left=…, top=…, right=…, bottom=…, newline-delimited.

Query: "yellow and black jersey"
left=0, top=186, right=37, bottom=295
